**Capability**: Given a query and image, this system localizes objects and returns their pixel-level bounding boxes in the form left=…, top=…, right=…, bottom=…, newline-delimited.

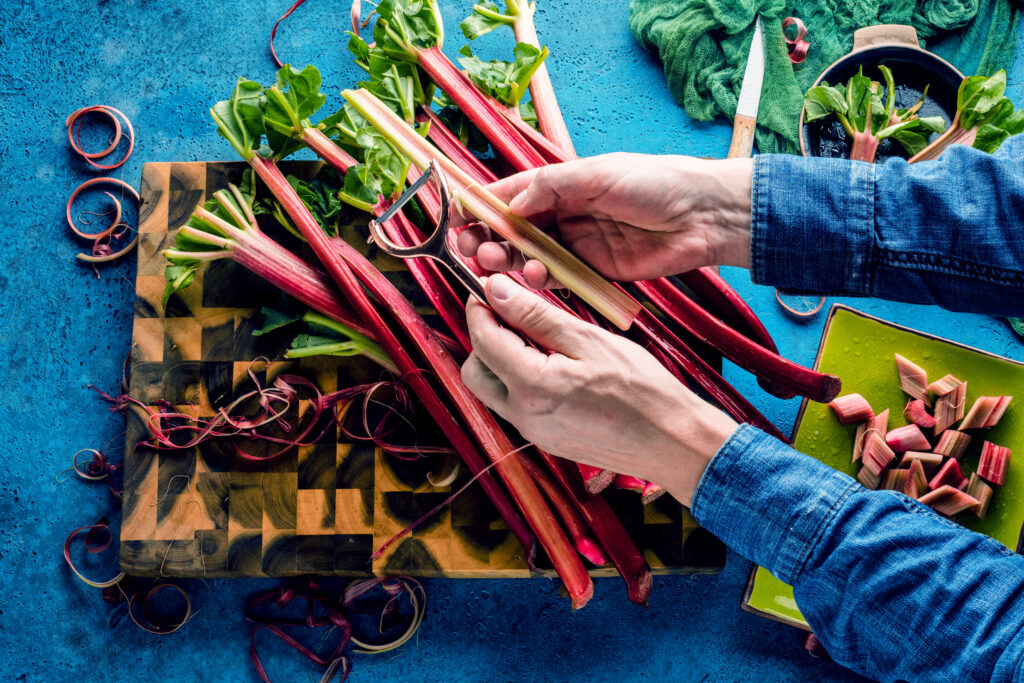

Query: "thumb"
left=485, top=274, right=589, bottom=358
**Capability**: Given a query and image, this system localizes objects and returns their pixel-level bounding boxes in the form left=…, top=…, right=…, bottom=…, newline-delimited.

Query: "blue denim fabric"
left=751, top=136, right=1024, bottom=316
left=692, top=425, right=1024, bottom=682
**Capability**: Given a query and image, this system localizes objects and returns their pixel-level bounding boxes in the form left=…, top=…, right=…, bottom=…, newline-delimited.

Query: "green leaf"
left=285, top=334, right=363, bottom=359
left=457, top=42, right=548, bottom=107
left=358, top=57, right=429, bottom=122
left=460, top=1, right=515, bottom=40
left=291, top=171, right=347, bottom=236
left=958, top=70, right=1008, bottom=128
left=347, top=31, right=372, bottom=70
left=253, top=307, right=302, bottom=336
left=803, top=83, right=847, bottom=122
left=262, top=64, right=328, bottom=159
left=210, top=77, right=265, bottom=160
left=519, top=100, right=538, bottom=129
left=161, top=262, right=198, bottom=307
left=373, top=0, right=444, bottom=60
left=877, top=116, right=947, bottom=156
left=974, top=124, right=1011, bottom=154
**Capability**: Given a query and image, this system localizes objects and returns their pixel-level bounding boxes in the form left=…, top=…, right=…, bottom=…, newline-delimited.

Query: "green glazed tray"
left=741, top=305, right=1024, bottom=630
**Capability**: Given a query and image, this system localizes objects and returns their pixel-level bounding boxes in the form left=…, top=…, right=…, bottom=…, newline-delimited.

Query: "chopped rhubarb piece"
left=905, top=459, right=928, bottom=499
left=883, top=468, right=910, bottom=491
left=613, top=474, right=646, bottom=495
left=829, top=393, right=874, bottom=425
left=918, top=485, right=980, bottom=516
left=933, top=381, right=967, bottom=434
left=929, top=458, right=968, bottom=492
left=862, top=432, right=896, bottom=476
left=966, top=473, right=994, bottom=519
left=978, top=441, right=1012, bottom=486
left=927, top=373, right=963, bottom=397
left=578, top=464, right=614, bottom=495
left=853, top=409, right=889, bottom=463
left=641, top=481, right=666, bottom=504
left=895, top=354, right=929, bottom=403
left=901, top=451, right=944, bottom=473
left=959, top=396, right=1012, bottom=430
left=903, top=399, right=937, bottom=429
left=885, top=424, right=931, bottom=452
left=933, top=430, right=972, bottom=460
left=858, top=465, right=881, bottom=490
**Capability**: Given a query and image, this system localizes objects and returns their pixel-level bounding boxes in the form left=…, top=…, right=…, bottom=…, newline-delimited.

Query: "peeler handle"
left=852, top=24, right=920, bottom=52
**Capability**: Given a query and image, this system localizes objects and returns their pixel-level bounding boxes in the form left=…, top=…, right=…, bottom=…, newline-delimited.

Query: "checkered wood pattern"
left=119, top=161, right=725, bottom=578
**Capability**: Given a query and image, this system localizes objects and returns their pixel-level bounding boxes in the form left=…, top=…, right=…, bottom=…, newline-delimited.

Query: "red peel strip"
left=66, top=105, right=135, bottom=169
left=269, top=0, right=312, bottom=68
left=775, top=289, right=825, bottom=317
left=128, top=583, right=192, bottom=635
left=64, top=520, right=125, bottom=588
left=782, top=17, right=810, bottom=64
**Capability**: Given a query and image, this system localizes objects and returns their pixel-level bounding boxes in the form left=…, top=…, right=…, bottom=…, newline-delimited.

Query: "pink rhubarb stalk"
left=978, top=441, right=1012, bottom=486
left=895, top=354, right=929, bottom=404
left=521, top=457, right=608, bottom=567
left=901, top=451, right=944, bottom=473
left=933, top=381, right=967, bottom=434
left=862, top=432, right=895, bottom=476
left=967, top=474, right=994, bottom=518
left=929, top=458, right=968, bottom=492
left=960, top=395, right=1012, bottom=430
left=903, top=399, right=936, bottom=429
left=933, top=430, right=972, bottom=460
left=830, top=393, right=874, bottom=425
left=885, top=424, right=931, bottom=453
left=918, top=485, right=979, bottom=516
left=578, top=464, right=614, bottom=495
left=905, top=459, right=928, bottom=499
left=853, top=409, right=889, bottom=463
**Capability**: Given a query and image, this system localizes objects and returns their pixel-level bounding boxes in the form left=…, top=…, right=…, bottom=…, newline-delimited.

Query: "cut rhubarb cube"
left=959, top=396, right=1012, bottom=430
left=862, top=432, right=896, bottom=476
left=885, top=424, right=931, bottom=453
left=903, top=399, right=937, bottom=429
left=978, top=441, right=1011, bottom=486
left=933, top=382, right=967, bottom=434
left=857, top=465, right=881, bottom=490
left=829, top=393, right=874, bottom=425
left=929, top=458, right=968, bottom=491
left=966, top=473, right=994, bottom=519
left=907, top=459, right=928, bottom=499
left=641, top=481, right=666, bottom=505
left=927, top=373, right=963, bottom=397
left=918, top=485, right=980, bottom=516
left=901, top=451, right=944, bottom=473
left=883, top=468, right=910, bottom=491
left=895, top=354, right=929, bottom=403
left=853, top=409, right=890, bottom=463
left=933, top=430, right=972, bottom=460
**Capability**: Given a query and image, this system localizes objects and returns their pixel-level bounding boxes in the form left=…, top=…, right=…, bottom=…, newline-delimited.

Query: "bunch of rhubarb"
left=163, top=0, right=842, bottom=608
left=829, top=353, right=1013, bottom=520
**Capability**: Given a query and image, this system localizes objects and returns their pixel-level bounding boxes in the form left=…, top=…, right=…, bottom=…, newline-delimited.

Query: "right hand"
left=457, top=153, right=754, bottom=288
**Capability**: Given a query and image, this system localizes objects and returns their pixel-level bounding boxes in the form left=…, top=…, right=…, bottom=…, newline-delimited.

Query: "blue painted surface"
left=0, top=1, right=1020, bottom=680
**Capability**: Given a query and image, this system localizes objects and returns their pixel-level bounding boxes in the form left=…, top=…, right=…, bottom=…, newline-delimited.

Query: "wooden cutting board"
left=118, top=161, right=725, bottom=578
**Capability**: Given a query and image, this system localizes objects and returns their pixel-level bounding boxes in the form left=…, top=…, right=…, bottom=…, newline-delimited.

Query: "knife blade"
left=727, top=16, right=766, bottom=158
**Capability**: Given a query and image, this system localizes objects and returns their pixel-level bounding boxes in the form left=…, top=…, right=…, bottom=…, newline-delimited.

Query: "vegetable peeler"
left=367, top=160, right=488, bottom=304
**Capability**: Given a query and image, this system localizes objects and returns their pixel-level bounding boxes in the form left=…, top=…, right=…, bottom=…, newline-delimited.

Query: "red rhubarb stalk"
left=830, top=393, right=874, bottom=425
left=418, top=107, right=499, bottom=185
left=978, top=441, right=1012, bottom=486
left=903, top=399, right=936, bottom=429
left=578, top=464, right=614, bottom=495
left=960, top=395, right=1012, bottom=430
left=521, top=457, right=608, bottom=567
left=918, top=485, right=979, bottom=516
left=934, top=382, right=967, bottom=435
left=642, top=278, right=841, bottom=402
left=885, top=424, right=931, bottom=453
left=933, top=430, right=972, bottom=460
left=895, top=354, right=929, bottom=404
left=929, top=458, right=968, bottom=492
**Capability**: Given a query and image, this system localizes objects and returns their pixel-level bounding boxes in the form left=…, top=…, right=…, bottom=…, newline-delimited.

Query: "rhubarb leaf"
left=263, top=64, right=328, bottom=159
left=877, top=115, right=946, bottom=156
left=958, top=71, right=1008, bottom=129
left=803, top=82, right=847, bottom=122
left=210, top=78, right=265, bottom=160
left=373, top=0, right=444, bottom=60
left=519, top=100, right=538, bottom=129
left=293, top=172, right=347, bottom=236
left=253, top=308, right=302, bottom=336
left=347, top=31, right=372, bottom=71
left=460, top=1, right=515, bottom=40
left=359, top=57, right=430, bottom=123
left=457, top=43, right=549, bottom=107
left=161, top=262, right=199, bottom=307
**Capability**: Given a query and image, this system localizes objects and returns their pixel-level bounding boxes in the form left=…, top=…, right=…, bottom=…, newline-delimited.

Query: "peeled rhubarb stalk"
left=905, top=459, right=928, bottom=499
left=883, top=468, right=910, bottom=491
left=885, top=424, right=931, bottom=453
left=858, top=465, right=881, bottom=490
left=933, top=381, right=967, bottom=434
left=853, top=409, right=889, bottom=462
left=577, top=464, right=614, bottom=495
left=614, top=475, right=665, bottom=503
left=967, top=473, right=994, bottom=518
left=978, top=441, right=1012, bottom=486
left=927, top=373, right=963, bottom=397
left=862, top=432, right=896, bottom=476
left=960, top=395, right=1012, bottom=430
left=830, top=393, right=874, bottom=425
left=901, top=451, right=944, bottom=473
left=918, top=485, right=980, bottom=516
left=933, top=430, right=972, bottom=460
left=929, top=458, right=968, bottom=492
left=903, top=399, right=936, bottom=429
left=895, top=354, right=929, bottom=403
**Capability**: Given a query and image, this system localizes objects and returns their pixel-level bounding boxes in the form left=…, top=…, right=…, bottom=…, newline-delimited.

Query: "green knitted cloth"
left=629, top=0, right=1020, bottom=154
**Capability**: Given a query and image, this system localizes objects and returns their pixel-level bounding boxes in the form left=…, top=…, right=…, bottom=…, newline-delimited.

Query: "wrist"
left=657, top=405, right=739, bottom=507
left=682, top=157, right=753, bottom=269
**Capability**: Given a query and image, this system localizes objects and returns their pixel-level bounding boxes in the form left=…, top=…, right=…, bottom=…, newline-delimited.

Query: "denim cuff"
left=691, top=424, right=859, bottom=584
left=751, top=154, right=876, bottom=295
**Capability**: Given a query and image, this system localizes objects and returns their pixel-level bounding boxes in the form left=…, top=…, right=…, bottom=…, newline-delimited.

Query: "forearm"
left=746, top=138, right=1024, bottom=316
left=691, top=425, right=1024, bottom=682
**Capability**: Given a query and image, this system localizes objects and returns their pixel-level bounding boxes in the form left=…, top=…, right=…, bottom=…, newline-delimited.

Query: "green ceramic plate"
left=741, top=305, right=1024, bottom=630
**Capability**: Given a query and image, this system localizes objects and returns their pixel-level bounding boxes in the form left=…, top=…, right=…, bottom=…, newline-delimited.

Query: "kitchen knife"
left=728, top=16, right=766, bottom=158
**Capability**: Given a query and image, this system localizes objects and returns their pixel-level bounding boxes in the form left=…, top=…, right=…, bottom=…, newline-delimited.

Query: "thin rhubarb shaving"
left=895, top=354, right=930, bottom=404
left=829, top=393, right=874, bottom=425
left=66, top=178, right=140, bottom=264
left=65, top=105, right=135, bottom=170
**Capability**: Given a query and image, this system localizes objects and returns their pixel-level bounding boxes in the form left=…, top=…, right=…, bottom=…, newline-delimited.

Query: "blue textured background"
left=1, top=1, right=1021, bottom=680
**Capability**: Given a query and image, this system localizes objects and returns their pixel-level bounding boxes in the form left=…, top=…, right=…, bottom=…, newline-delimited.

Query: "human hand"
left=461, top=274, right=738, bottom=506
left=457, top=153, right=753, bottom=289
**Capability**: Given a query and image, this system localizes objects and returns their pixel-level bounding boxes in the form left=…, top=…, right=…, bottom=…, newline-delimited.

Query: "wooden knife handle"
left=727, top=114, right=757, bottom=158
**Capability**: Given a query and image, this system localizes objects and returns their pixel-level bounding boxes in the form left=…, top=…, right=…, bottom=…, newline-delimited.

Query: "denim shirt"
left=691, top=139, right=1024, bottom=682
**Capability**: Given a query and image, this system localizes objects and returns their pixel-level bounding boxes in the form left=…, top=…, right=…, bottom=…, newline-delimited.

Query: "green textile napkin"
left=629, top=0, right=1019, bottom=154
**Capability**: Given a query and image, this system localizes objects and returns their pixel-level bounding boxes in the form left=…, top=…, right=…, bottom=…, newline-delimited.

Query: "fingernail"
left=489, top=274, right=517, bottom=301
left=508, top=191, right=527, bottom=214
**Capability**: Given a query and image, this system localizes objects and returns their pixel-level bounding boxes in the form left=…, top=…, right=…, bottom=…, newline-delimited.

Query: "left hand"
left=461, top=274, right=737, bottom=506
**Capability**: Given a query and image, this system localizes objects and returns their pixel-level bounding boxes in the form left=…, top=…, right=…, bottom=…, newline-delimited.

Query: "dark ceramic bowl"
left=799, top=25, right=964, bottom=162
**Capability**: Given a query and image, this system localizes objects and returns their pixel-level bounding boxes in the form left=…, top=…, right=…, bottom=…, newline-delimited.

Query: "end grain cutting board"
left=118, top=161, right=726, bottom=578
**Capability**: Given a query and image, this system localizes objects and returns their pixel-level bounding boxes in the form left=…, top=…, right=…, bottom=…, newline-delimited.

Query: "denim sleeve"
left=691, top=424, right=1024, bottom=682
left=750, top=136, right=1024, bottom=316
